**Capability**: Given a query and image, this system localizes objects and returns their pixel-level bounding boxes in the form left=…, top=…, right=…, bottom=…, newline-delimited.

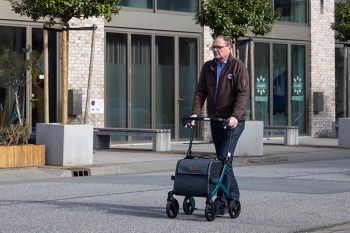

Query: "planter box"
left=0, top=144, right=45, bottom=168
left=36, top=123, right=93, bottom=166
left=235, top=121, right=263, bottom=156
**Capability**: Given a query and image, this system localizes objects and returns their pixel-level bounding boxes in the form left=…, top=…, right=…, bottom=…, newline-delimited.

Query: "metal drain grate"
left=71, top=168, right=91, bottom=177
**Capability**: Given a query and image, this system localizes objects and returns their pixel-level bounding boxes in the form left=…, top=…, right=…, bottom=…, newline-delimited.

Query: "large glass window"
left=155, top=36, right=174, bottom=136
left=273, top=44, right=288, bottom=126
left=275, top=0, right=307, bottom=23
left=157, top=0, right=198, bottom=13
left=131, top=35, right=151, bottom=129
left=291, top=44, right=306, bottom=134
left=105, top=33, right=128, bottom=129
left=0, top=26, right=26, bottom=127
left=106, top=32, right=198, bottom=141
left=335, top=47, right=347, bottom=120
left=120, top=0, right=152, bottom=9
left=254, top=43, right=270, bottom=124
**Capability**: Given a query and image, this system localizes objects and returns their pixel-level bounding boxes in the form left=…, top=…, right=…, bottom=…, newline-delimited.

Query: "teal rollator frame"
left=166, top=117, right=241, bottom=221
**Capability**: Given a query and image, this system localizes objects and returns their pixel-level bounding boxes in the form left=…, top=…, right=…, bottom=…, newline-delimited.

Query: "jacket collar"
left=209, top=55, right=234, bottom=71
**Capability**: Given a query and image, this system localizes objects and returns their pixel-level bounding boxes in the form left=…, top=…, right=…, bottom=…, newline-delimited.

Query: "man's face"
left=211, top=38, right=231, bottom=62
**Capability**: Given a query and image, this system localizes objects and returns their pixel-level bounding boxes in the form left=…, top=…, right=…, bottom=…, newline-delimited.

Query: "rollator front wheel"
left=166, top=199, right=179, bottom=218
left=183, top=196, right=195, bottom=215
left=204, top=202, right=217, bottom=221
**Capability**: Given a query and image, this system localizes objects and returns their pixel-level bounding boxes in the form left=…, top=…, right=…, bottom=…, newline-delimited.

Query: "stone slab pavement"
left=1, top=137, right=350, bottom=232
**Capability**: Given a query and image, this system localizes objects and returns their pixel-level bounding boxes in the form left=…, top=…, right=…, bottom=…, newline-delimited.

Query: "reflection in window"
left=273, top=44, right=288, bottom=126
left=31, top=28, right=57, bottom=126
left=155, top=36, right=174, bottom=137
left=131, top=35, right=151, bottom=129
left=120, top=0, right=152, bottom=9
left=291, top=45, right=306, bottom=134
left=105, top=33, right=127, bottom=130
left=335, top=48, right=345, bottom=120
left=275, top=0, right=307, bottom=23
left=254, top=43, right=270, bottom=125
left=0, top=26, right=26, bottom=127
left=157, top=0, right=198, bottom=13
left=179, top=37, right=197, bottom=138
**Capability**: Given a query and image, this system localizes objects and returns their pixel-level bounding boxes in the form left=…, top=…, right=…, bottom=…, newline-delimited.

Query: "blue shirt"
left=215, top=58, right=229, bottom=101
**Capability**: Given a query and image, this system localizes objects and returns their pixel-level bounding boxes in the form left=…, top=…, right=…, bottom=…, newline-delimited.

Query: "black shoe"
left=217, top=207, right=225, bottom=216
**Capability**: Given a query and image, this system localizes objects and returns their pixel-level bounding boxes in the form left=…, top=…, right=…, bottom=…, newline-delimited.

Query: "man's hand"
left=188, top=114, right=198, bottom=128
left=228, top=116, right=238, bottom=128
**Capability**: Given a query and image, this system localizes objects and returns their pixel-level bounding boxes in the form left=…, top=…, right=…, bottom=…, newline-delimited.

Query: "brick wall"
left=67, top=17, right=105, bottom=128
left=200, top=27, right=213, bottom=142
left=309, top=0, right=335, bottom=137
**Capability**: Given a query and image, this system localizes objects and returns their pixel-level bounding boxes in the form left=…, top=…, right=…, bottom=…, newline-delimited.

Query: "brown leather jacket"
left=191, top=55, right=249, bottom=120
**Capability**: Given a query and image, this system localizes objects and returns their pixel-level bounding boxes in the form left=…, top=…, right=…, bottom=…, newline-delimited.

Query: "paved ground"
left=0, top=136, right=345, bottom=181
left=1, top=136, right=350, bottom=232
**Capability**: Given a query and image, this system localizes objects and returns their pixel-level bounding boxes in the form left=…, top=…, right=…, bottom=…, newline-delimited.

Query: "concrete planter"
left=36, top=123, right=93, bottom=166
left=0, top=144, right=45, bottom=168
left=235, top=121, right=263, bottom=156
left=338, top=118, right=350, bottom=148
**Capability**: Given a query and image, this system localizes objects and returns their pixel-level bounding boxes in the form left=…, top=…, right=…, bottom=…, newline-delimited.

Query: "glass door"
left=155, top=36, right=175, bottom=137
left=31, top=28, right=58, bottom=130
left=178, top=37, right=198, bottom=139
left=272, top=44, right=288, bottom=126
left=291, top=44, right=306, bottom=134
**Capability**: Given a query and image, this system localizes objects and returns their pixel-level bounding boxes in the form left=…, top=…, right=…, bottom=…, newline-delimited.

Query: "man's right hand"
left=188, top=114, right=198, bottom=128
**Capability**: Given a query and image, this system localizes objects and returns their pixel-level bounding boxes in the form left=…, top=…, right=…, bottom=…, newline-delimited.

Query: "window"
left=157, top=0, right=198, bottom=13
left=275, top=0, right=307, bottom=23
left=120, top=0, right=152, bottom=9
left=291, top=45, right=306, bottom=134
left=0, top=26, right=26, bottom=127
left=254, top=43, right=270, bottom=124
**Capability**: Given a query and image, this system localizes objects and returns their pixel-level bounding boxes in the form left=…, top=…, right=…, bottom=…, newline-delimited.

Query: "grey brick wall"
left=309, top=0, right=335, bottom=137
left=67, top=17, right=105, bottom=128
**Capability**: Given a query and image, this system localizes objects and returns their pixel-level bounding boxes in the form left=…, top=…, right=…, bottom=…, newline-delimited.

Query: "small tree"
left=195, top=0, right=280, bottom=44
left=331, top=0, right=350, bottom=42
left=9, top=0, right=121, bottom=124
left=0, top=45, right=38, bottom=125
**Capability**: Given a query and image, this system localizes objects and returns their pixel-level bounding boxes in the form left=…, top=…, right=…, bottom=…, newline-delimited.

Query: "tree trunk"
left=14, top=90, right=23, bottom=125
left=43, top=28, right=49, bottom=123
left=84, top=25, right=97, bottom=124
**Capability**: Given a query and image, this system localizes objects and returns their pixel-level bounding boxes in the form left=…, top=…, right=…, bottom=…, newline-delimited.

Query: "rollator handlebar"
left=182, top=116, right=228, bottom=127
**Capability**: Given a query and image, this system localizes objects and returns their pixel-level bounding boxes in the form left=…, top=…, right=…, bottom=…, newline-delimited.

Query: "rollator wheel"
left=183, top=196, right=195, bottom=215
left=204, top=202, right=217, bottom=221
left=228, top=200, right=241, bottom=218
left=166, top=199, right=179, bottom=218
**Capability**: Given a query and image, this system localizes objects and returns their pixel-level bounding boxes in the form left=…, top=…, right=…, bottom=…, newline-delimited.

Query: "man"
left=189, top=35, right=249, bottom=216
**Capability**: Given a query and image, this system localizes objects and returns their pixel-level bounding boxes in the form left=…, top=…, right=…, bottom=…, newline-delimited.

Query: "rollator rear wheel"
left=166, top=199, right=179, bottom=218
left=183, top=196, right=195, bottom=215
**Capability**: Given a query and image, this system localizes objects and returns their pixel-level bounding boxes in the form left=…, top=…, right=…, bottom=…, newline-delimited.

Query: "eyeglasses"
left=210, top=45, right=228, bottom=50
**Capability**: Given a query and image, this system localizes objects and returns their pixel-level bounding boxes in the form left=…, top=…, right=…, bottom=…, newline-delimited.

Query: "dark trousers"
left=211, top=120, right=245, bottom=208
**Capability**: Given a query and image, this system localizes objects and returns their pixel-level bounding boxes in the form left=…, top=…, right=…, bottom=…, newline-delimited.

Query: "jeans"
left=210, top=120, right=245, bottom=208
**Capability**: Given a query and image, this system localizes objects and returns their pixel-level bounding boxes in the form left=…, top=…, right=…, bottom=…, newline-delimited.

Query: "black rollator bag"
left=173, top=158, right=222, bottom=197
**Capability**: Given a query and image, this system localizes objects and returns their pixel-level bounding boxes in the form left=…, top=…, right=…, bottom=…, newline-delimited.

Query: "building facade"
left=0, top=0, right=348, bottom=142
